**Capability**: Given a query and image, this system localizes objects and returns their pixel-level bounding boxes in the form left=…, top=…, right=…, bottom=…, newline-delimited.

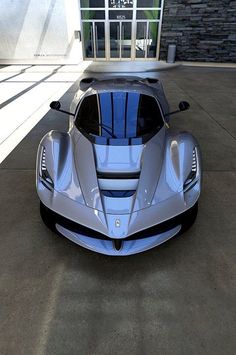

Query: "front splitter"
left=56, top=224, right=181, bottom=256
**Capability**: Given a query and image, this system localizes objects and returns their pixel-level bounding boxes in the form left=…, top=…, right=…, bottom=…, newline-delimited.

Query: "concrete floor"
left=0, top=66, right=236, bottom=355
left=0, top=63, right=91, bottom=163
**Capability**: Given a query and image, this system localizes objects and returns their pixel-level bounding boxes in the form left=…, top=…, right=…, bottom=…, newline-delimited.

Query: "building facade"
left=79, top=0, right=164, bottom=61
left=160, top=0, right=236, bottom=62
left=0, top=0, right=235, bottom=64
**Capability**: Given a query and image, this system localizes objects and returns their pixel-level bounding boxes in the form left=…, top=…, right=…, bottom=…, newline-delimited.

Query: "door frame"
left=81, top=20, right=107, bottom=60
left=109, top=20, right=133, bottom=60
left=135, top=20, right=160, bottom=60
left=80, top=0, right=165, bottom=61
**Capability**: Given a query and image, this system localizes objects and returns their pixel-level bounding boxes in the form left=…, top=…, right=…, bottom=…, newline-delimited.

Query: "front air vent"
left=146, top=78, right=159, bottom=84
left=113, top=239, right=123, bottom=251
left=102, top=190, right=135, bottom=198
left=97, top=171, right=140, bottom=179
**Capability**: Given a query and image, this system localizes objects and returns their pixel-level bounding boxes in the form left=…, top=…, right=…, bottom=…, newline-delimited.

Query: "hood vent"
left=102, top=190, right=135, bottom=198
left=97, top=171, right=140, bottom=179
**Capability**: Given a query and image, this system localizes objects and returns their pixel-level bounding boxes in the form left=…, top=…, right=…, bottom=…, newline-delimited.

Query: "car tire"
left=40, top=202, right=57, bottom=232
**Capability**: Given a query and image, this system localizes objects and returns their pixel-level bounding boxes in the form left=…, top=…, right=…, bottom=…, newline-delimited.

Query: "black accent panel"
left=42, top=203, right=109, bottom=239
left=113, top=239, right=122, bottom=251
left=102, top=190, right=135, bottom=197
left=41, top=202, right=198, bottom=241
left=97, top=171, right=140, bottom=179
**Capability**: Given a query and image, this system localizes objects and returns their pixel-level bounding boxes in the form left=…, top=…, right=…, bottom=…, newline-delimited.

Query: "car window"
left=75, top=92, right=163, bottom=140
left=75, top=94, right=100, bottom=136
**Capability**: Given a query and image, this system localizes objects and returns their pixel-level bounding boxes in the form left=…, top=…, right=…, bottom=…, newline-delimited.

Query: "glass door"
left=79, top=0, right=164, bottom=60
left=82, top=21, right=94, bottom=58
left=110, top=21, right=132, bottom=59
left=147, top=21, right=159, bottom=58
left=82, top=21, right=106, bottom=59
left=94, top=22, right=106, bottom=58
left=135, top=22, right=147, bottom=58
left=136, top=21, right=159, bottom=59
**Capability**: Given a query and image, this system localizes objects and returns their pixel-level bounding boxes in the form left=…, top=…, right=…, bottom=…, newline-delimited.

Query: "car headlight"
left=40, top=146, right=54, bottom=189
left=184, top=147, right=198, bottom=191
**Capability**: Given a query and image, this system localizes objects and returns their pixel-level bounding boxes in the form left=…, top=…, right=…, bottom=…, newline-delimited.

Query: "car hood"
left=73, top=128, right=166, bottom=217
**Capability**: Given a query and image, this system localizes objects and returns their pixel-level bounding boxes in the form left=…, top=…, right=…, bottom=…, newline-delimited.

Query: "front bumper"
left=56, top=223, right=181, bottom=256
left=41, top=203, right=198, bottom=255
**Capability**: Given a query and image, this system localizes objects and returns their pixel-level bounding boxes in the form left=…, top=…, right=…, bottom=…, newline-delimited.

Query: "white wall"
left=0, top=0, right=83, bottom=64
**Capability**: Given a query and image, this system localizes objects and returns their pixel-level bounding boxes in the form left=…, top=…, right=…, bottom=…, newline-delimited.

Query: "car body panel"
left=36, top=77, right=201, bottom=255
left=56, top=224, right=181, bottom=256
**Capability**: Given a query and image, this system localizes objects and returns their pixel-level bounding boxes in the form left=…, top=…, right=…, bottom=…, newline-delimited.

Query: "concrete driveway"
left=0, top=66, right=236, bottom=355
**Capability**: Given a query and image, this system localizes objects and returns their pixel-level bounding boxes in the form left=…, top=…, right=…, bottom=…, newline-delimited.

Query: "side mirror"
left=49, top=101, right=75, bottom=117
left=166, top=100, right=190, bottom=118
left=50, top=101, right=61, bottom=110
left=179, top=101, right=190, bottom=111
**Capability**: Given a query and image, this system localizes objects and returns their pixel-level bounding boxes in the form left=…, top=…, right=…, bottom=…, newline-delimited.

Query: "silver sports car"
left=36, top=77, right=201, bottom=256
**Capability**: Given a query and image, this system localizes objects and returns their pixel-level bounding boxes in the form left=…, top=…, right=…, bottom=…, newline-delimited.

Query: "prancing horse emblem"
left=115, top=219, right=121, bottom=228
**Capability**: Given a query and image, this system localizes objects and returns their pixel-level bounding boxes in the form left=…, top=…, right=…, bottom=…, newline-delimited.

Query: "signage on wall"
left=116, top=15, right=126, bottom=19
left=110, top=0, right=133, bottom=8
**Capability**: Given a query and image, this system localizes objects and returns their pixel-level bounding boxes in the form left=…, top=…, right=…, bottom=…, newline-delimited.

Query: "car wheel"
left=40, top=202, right=57, bottom=232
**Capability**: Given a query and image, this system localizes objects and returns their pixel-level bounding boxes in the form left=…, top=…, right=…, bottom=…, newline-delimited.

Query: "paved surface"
left=0, top=63, right=91, bottom=163
left=85, top=60, right=179, bottom=72
left=0, top=66, right=236, bottom=355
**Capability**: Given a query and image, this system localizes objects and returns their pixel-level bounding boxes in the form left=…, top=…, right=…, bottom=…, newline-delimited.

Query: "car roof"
left=71, top=77, right=170, bottom=121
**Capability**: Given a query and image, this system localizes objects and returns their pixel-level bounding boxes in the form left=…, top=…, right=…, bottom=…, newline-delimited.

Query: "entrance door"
left=80, top=1, right=163, bottom=61
left=82, top=21, right=106, bottom=59
left=135, top=21, right=159, bottom=59
left=110, top=21, right=132, bottom=59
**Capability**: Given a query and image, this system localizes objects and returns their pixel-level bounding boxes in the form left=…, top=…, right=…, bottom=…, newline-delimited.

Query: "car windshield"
left=75, top=91, right=164, bottom=141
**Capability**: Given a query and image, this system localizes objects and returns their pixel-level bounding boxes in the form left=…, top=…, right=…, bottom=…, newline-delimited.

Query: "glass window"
left=147, top=22, right=158, bottom=58
left=82, top=22, right=94, bottom=58
left=75, top=95, right=100, bottom=135
left=137, top=0, right=161, bottom=7
left=81, top=10, right=105, bottom=19
left=95, top=22, right=106, bottom=58
left=136, top=10, right=160, bottom=19
left=80, top=0, right=105, bottom=8
left=75, top=92, right=163, bottom=141
left=109, top=10, right=133, bottom=19
left=137, top=94, right=163, bottom=136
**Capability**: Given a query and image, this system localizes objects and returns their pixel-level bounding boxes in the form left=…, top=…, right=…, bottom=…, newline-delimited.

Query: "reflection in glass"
left=110, top=22, right=120, bottom=58
left=136, top=21, right=158, bottom=58
left=136, top=10, right=160, bottom=19
left=137, top=0, right=161, bottom=7
left=82, top=22, right=105, bottom=59
left=95, top=22, right=105, bottom=58
left=81, top=0, right=105, bottom=7
left=136, top=22, right=147, bottom=58
left=83, top=22, right=94, bottom=58
left=121, top=22, right=132, bottom=58
left=147, top=22, right=158, bottom=58
left=75, top=92, right=163, bottom=139
left=81, top=10, right=105, bottom=19
left=110, top=22, right=132, bottom=58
